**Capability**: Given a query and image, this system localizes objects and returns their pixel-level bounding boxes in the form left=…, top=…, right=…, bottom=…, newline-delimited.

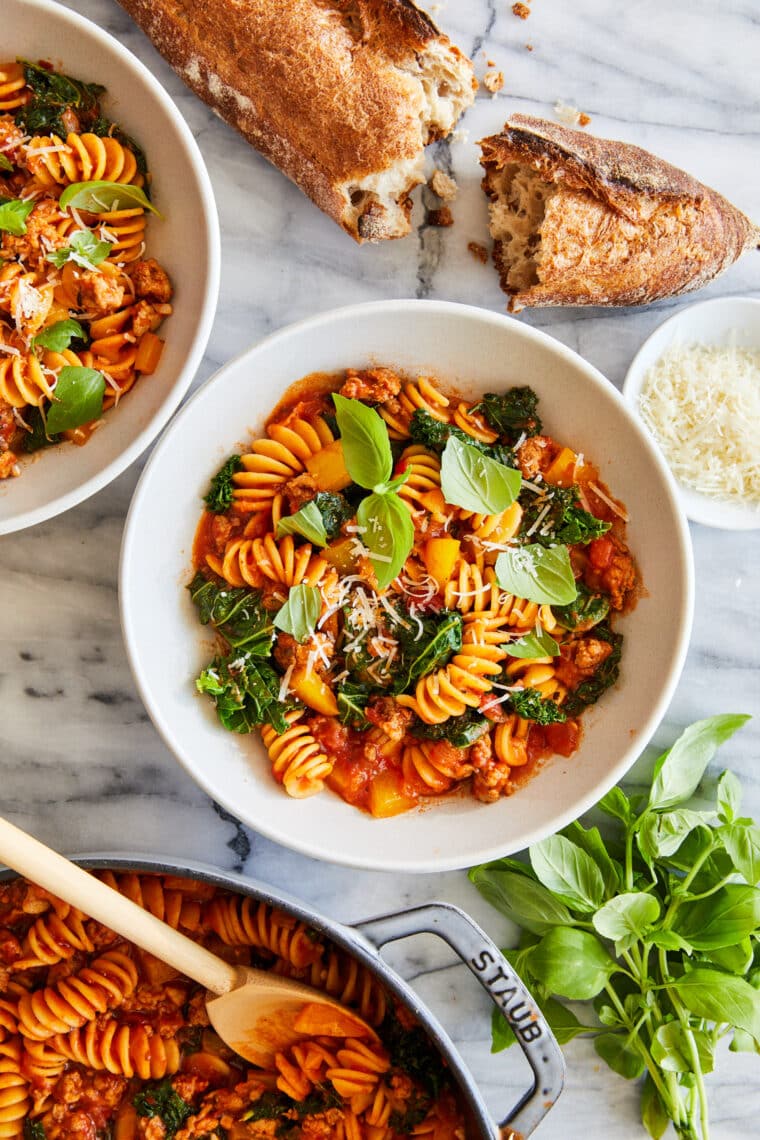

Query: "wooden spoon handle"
left=0, top=816, right=239, bottom=996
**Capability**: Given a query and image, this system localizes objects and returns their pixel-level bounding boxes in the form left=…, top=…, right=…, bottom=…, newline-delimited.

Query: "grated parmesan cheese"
left=638, top=343, right=760, bottom=504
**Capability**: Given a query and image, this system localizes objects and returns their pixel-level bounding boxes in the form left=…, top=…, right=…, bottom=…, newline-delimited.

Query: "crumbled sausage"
left=129, top=258, right=173, bottom=303
left=0, top=197, right=70, bottom=270
left=283, top=471, right=319, bottom=514
left=516, top=435, right=556, bottom=479
left=365, top=697, right=413, bottom=741
left=131, top=299, right=161, bottom=337
left=68, top=268, right=125, bottom=315
left=339, top=367, right=402, bottom=404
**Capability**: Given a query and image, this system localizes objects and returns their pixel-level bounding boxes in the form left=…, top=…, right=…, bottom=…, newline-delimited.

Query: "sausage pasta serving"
left=0, top=59, right=172, bottom=480
left=0, top=871, right=466, bottom=1137
left=191, top=368, right=638, bottom=817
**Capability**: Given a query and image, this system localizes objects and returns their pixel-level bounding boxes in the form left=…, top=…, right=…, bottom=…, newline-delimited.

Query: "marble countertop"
left=2, top=0, right=760, bottom=1135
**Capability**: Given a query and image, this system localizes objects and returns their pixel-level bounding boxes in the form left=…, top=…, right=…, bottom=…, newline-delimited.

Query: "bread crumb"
left=483, top=70, right=504, bottom=94
left=487, top=58, right=496, bottom=67
left=427, top=206, right=454, bottom=227
left=468, top=241, right=489, bottom=264
left=554, top=100, right=591, bottom=128
left=512, top=2, right=530, bottom=18
left=429, top=169, right=458, bottom=201
left=526, top=43, right=534, bottom=51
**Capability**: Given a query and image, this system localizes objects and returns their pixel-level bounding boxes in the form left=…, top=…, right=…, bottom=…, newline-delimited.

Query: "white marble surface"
left=2, top=0, right=760, bottom=1135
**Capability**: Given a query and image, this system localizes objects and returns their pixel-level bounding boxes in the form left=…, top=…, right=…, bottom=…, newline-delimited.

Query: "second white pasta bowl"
left=120, top=300, right=694, bottom=872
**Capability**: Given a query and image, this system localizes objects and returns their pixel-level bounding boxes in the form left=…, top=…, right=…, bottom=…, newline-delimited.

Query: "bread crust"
left=480, top=114, right=760, bottom=309
left=119, top=0, right=475, bottom=241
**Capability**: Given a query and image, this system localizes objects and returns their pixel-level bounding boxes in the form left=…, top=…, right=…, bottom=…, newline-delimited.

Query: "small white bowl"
left=120, top=300, right=694, bottom=873
left=623, top=296, right=760, bottom=531
left=0, top=0, right=220, bottom=535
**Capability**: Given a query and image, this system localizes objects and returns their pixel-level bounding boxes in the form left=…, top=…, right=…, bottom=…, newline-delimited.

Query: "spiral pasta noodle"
left=0, top=1039, right=28, bottom=1140
left=203, top=894, right=324, bottom=968
left=17, top=948, right=138, bottom=1040
left=261, top=709, right=335, bottom=798
left=25, top=132, right=142, bottom=188
left=233, top=416, right=335, bottom=511
left=15, top=905, right=94, bottom=970
left=0, top=62, right=29, bottom=112
left=378, top=375, right=450, bottom=438
left=51, top=1020, right=181, bottom=1080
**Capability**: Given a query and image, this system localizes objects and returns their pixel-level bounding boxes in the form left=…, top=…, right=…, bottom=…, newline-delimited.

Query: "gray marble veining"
left=2, top=1, right=760, bottom=1135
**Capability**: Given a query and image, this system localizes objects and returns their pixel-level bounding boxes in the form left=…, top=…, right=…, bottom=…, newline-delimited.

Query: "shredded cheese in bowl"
left=638, top=343, right=760, bottom=505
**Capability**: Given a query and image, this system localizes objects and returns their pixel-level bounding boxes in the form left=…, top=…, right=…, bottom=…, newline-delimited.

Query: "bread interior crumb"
left=487, top=163, right=554, bottom=290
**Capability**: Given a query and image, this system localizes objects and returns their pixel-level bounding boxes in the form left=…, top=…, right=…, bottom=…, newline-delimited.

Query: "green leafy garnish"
left=506, top=626, right=560, bottom=659
left=379, top=1009, right=448, bottom=1100
left=553, top=581, right=610, bottom=630
left=470, top=713, right=755, bottom=1140
left=411, top=709, right=490, bottom=748
left=204, top=454, right=243, bottom=513
left=563, top=625, right=622, bottom=715
left=522, top=486, right=610, bottom=547
left=22, top=408, right=59, bottom=453
left=472, top=387, right=542, bottom=439
left=45, top=366, right=105, bottom=434
left=243, top=1085, right=342, bottom=1125
left=0, top=196, right=34, bottom=236
left=332, top=392, right=392, bottom=490
left=134, top=1081, right=193, bottom=1137
left=46, top=228, right=113, bottom=270
left=510, top=687, right=566, bottom=725
left=188, top=573, right=274, bottom=655
left=310, top=491, right=354, bottom=540
left=356, top=491, right=414, bottom=590
left=408, top=408, right=516, bottom=466
left=32, top=318, right=86, bottom=353
left=17, top=60, right=105, bottom=136
left=59, top=179, right=159, bottom=215
left=0, top=154, right=13, bottom=172
left=197, top=653, right=288, bottom=733
left=336, top=681, right=372, bottom=728
left=276, top=500, right=329, bottom=546
left=392, top=610, right=462, bottom=694
left=273, top=584, right=322, bottom=643
left=440, top=436, right=522, bottom=515
left=23, top=1123, right=47, bottom=1140
left=495, top=543, right=577, bottom=606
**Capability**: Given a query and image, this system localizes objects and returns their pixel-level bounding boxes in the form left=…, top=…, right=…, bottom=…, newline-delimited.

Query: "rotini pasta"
left=0, top=872, right=466, bottom=1139
left=0, top=59, right=172, bottom=481
left=191, top=367, right=638, bottom=815
left=17, top=948, right=138, bottom=1040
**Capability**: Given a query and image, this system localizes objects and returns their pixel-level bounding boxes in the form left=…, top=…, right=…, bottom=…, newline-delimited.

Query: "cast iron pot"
left=0, top=855, right=564, bottom=1137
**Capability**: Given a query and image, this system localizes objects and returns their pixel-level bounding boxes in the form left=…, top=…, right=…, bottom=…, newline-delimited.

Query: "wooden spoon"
left=0, top=817, right=375, bottom=1066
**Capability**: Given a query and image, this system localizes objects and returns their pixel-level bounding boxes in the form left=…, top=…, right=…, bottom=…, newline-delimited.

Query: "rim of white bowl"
left=120, top=299, right=695, bottom=871
left=0, top=0, right=221, bottom=534
left=623, top=295, right=760, bottom=531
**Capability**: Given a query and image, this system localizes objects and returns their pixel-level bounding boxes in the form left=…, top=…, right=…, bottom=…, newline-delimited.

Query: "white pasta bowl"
left=120, top=300, right=694, bottom=872
left=0, top=0, right=220, bottom=535
left=623, top=296, right=760, bottom=530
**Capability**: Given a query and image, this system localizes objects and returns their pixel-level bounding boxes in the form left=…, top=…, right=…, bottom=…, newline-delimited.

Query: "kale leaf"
left=22, top=408, right=59, bottom=453
left=337, top=680, right=372, bottom=729
left=17, top=60, right=105, bottom=136
left=554, top=581, right=610, bottom=631
left=408, top=409, right=516, bottom=467
left=189, top=573, right=274, bottom=655
left=510, top=687, right=567, bottom=725
left=204, top=454, right=242, bottom=512
left=133, top=1081, right=193, bottom=1137
left=380, top=1009, right=447, bottom=1100
left=411, top=709, right=490, bottom=748
left=391, top=609, right=463, bottom=695
left=312, top=491, right=354, bottom=540
left=563, top=625, right=623, bottom=716
left=242, top=1085, right=342, bottom=1128
left=390, top=1091, right=433, bottom=1134
left=521, top=486, right=610, bottom=547
left=197, top=653, right=288, bottom=734
left=472, top=387, right=542, bottom=440
left=23, top=1124, right=47, bottom=1140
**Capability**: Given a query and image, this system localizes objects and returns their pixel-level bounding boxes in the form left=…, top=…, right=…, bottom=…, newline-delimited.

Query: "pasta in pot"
left=0, top=872, right=466, bottom=1139
left=191, top=368, right=639, bottom=817
left=0, top=59, right=172, bottom=480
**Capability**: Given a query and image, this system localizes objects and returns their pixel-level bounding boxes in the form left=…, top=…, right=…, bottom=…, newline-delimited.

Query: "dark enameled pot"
left=1, top=855, right=564, bottom=1138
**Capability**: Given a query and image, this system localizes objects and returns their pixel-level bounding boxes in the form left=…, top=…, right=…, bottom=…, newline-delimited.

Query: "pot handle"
left=355, top=901, right=564, bottom=1139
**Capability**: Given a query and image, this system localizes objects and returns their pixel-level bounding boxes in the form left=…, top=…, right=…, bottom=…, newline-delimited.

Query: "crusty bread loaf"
left=480, top=115, right=760, bottom=309
left=119, top=0, right=476, bottom=241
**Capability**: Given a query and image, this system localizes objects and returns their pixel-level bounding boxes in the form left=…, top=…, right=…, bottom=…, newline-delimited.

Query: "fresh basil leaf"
left=637, top=810, right=714, bottom=862
left=490, top=1003, right=517, bottom=1052
left=673, top=885, right=760, bottom=951
left=597, top=785, right=633, bottom=825
left=59, top=179, right=160, bottom=215
left=0, top=154, right=13, bottom=172
left=529, top=834, right=606, bottom=913
left=273, top=584, right=322, bottom=643
left=45, top=366, right=105, bottom=434
left=490, top=991, right=594, bottom=1053
left=356, top=491, right=413, bottom=590
left=528, top=927, right=616, bottom=999
left=641, top=1073, right=670, bottom=1140
left=593, top=892, right=660, bottom=955
left=0, top=197, right=34, bottom=236
left=722, top=822, right=760, bottom=885
left=276, top=500, right=329, bottom=546
left=505, top=626, right=559, bottom=659
left=468, top=865, right=577, bottom=936
left=31, top=318, right=86, bottom=353
left=561, top=821, right=621, bottom=897
left=705, top=938, right=754, bottom=975
left=673, top=969, right=760, bottom=1039
left=717, top=769, right=743, bottom=824
left=594, top=1031, right=646, bottom=1080
left=440, top=436, right=521, bottom=514
left=46, top=228, right=112, bottom=270
left=495, top=543, right=577, bottom=606
left=645, top=929, right=691, bottom=953
left=332, top=393, right=392, bottom=489
left=375, top=469, right=410, bottom=495
left=651, top=1023, right=714, bottom=1075
left=648, top=714, right=750, bottom=812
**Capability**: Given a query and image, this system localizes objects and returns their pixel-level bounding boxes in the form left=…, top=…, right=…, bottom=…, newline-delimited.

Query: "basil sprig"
left=273, top=584, right=322, bottom=643
left=32, top=319, right=86, bottom=353
left=506, top=626, right=560, bottom=659
left=332, top=393, right=392, bottom=489
left=47, top=229, right=112, bottom=270
left=356, top=492, right=414, bottom=591
left=440, top=436, right=522, bottom=515
left=59, top=179, right=159, bottom=215
left=470, top=713, right=755, bottom=1140
left=0, top=154, right=12, bottom=173
left=275, top=501, right=328, bottom=546
left=0, top=196, right=34, bottom=236
left=46, top=366, right=106, bottom=434
left=496, top=543, right=577, bottom=606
